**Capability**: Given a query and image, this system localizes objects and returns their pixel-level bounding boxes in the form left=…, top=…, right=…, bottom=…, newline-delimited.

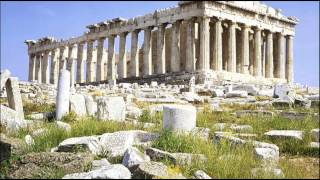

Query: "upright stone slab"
left=163, top=105, right=196, bottom=132
left=69, top=93, right=87, bottom=116
left=56, top=70, right=70, bottom=120
left=5, top=77, right=24, bottom=119
left=0, top=69, right=11, bottom=90
left=97, top=96, right=126, bottom=121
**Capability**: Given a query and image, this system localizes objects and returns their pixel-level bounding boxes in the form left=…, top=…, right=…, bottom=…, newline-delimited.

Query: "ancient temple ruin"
left=25, top=1, right=298, bottom=86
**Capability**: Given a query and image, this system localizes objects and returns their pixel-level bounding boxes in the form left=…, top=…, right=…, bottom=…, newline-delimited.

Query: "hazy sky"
left=1, top=1, right=319, bottom=86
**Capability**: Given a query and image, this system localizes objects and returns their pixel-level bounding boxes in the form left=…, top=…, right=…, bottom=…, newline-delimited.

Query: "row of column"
left=28, top=16, right=294, bottom=84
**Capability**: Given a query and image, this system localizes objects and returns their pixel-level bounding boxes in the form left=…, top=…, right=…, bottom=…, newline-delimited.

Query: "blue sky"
left=1, top=1, right=319, bottom=87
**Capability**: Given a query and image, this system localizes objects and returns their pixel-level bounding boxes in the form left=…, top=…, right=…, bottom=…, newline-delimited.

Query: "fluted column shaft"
left=96, top=37, right=106, bottom=81
left=241, top=25, right=250, bottom=74
left=253, top=27, right=262, bottom=77
left=131, top=30, right=140, bottom=77
left=286, top=35, right=294, bottom=83
left=227, top=21, right=236, bottom=72
left=67, top=44, right=76, bottom=85
left=76, top=42, right=85, bottom=83
left=199, top=16, right=210, bottom=71
left=35, top=54, right=42, bottom=82
left=86, top=40, right=95, bottom=82
left=186, top=18, right=196, bottom=72
left=171, top=21, right=181, bottom=72
left=143, top=27, right=153, bottom=76
left=108, top=35, right=116, bottom=80
left=50, top=49, right=59, bottom=84
left=212, top=19, right=223, bottom=71
left=41, top=51, right=50, bottom=84
left=28, top=54, right=36, bottom=81
left=59, top=46, right=68, bottom=70
left=118, top=32, right=128, bottom=78
left=157, top=24, right=166, bottom=74
left=275, top=33, right=285, bottom=79
left=265, top=31, right=273, bottom=78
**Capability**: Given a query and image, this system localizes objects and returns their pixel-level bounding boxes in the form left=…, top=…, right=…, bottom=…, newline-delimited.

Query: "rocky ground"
left=0, top=73, right=319, bottom=179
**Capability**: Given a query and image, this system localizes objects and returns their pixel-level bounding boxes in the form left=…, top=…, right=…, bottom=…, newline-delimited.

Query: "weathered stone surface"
left=279, top=111, right=308, bottom=120
left=122, top=147, right=150, bottom=168
left=213, top=123, right=227, bottom=131
left=194, top=170, right=212, bottom=179
left=146, top=147, right=207, bottom=166
left=235, top=110, right=274, bottom=118
left=55, top=136, right=101, bottom=155
left=84, top=94, right=97, bottom=116
left=251, top=167, right=284, bottom=178
left=62, top=164, right=131, bottom=179
left=28, top=112, right=54, bottom=120
left=5, top=77, right=24, bottom=119
left=182, top=92, right=203, bottom=103
left=264, top=130, right=304, bottom=140
left=24, top=135, right=34, bottom=146
left=99, top=130, right=159, bottom=157
left=191, top=127, right=210, bottom=140
left=69, top=93, right=87, bottom=116
left=225, top=90, right=248, bottom=98
left=0, top=105, right=30, bottom=132
left=272, top=99, right=293, bottom=108
left=211, top=89, right=225, bottom=97
left=132, top=161, right=168, bottom=179
left=274, top=84, right=292, bottom=98
left=230, top=124, right=253, bottom=133
left=294, top=95, right=311, bottom=108
left=0, top=69, right=11, bottom=90
left=91, top=158, right=111, bottom=170
left=213, top=132, right=247, bottom=146
left=254, top=147, right=279, bottom=164
left=232, top=84, right=259, bottom=96
left=97, top=96, right=126, bottom=121
left=163, top=104, right=196, bottom=132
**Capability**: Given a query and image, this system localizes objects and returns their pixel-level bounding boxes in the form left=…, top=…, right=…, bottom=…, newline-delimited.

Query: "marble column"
left=50, top=48, right=59, bottom=84
left=67, top=44, right=76, bottom=86
left=28, top=54, right=36, bottom=81
left=86, top=40, right=95, bottom=82
left=157, top=23, right=166, bottom=74
left=240, top=25, right=250, bottom=74
left=265, top=31, right=273, bottom=78
left=118, top=32, right=128, bottom=78
left=96, top=37, right=106, bottom=81
left=108, top=35, right=116, bottom=80
left=212, top=18, right=223, bottom=71
left=199, top=16, right=210, bottom=71
left=41, top=50, right=50, bottom=84
left=59, top=46, right=68, bottom=70
left=275, top=33, right=285, bottom=79
left=253, top=27, right=262, bottom=77
left=131, top=30, right=140, bottom=77
left=186, top=18, right=196, bottom=72
left=286, top=35, right=294, bottom=83
left=143, top=26, right=153, bottom=76
left=76, top=42, right=85, bottom=83
left=171, top=21, right=181, bottom=72
left=227, top=21, right=236, bottom=73
left=35, top=53, right=42, bottom=82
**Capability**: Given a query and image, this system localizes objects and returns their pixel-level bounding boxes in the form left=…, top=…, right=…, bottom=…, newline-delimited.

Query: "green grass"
left=138, top=109, right=163, bottom=124
left=23, top=102, right=55, bottom=115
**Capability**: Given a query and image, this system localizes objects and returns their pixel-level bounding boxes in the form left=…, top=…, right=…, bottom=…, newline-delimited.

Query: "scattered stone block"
left=264, top=130, right=304, bottom=140
left=122, top=147, right=150, bottom=168
left=97, top=96, right=126, bottom=121
left=194, top=170, right=212, bottom=179
left=69, top=93, right=87, bottom=116
left=163, top=104, right=196, bottom=132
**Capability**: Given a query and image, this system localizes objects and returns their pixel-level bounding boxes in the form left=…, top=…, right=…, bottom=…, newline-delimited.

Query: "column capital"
left=143, top=26, right=153, bottom=31
left=120, top=31, right=128, bottom=37
left=253, top=26, right=262, bottom=31
left=131, top=29, right=141, bottom=34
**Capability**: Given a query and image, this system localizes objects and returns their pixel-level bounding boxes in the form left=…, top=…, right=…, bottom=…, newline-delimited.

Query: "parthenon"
left=24, top=1, right=298, bottom=86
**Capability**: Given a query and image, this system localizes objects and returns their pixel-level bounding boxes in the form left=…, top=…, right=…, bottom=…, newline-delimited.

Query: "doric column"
left=41, top=50, right=50, bottom=84
left=50, top=48, right=59, bottom=84
left=240, top=25, right=250, bottom=74
left=118, top=32, right=128, bottom=79
left=35, top=53, right=42, bottom=82
left=186, top=18, right=196, bottom=72
left=76, top=42, right=85, bottom=83
left=265, top=31, right=273, bottom=78
left=171, top=20, right=181, bottom=72
left=86, top=40, right=95, bottom=82
left=157, top=23, right=167, bottom=74
left=227, top=21, right=236, bottom=73
left=212, top=18, right=223, bottom=71
left=28, top=54, right=36, bottom=81
left=59, top=46, right=68, bottom=70
left=108, top=35, right=116, bottom=80
left=143, top=27, right=153, bottom=76
left=199, top=16, right=210, bottom=71
left=96, top=37, right=106, bottom=81
left=275, top=33, right=285, bottom=79
left=67, top=44, right=76, bottom=85
left=253, top=27, right=262, bottom=77
left=131, top=30, right=140, bottom=77
left=286, top=35, right=294, bottom=83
